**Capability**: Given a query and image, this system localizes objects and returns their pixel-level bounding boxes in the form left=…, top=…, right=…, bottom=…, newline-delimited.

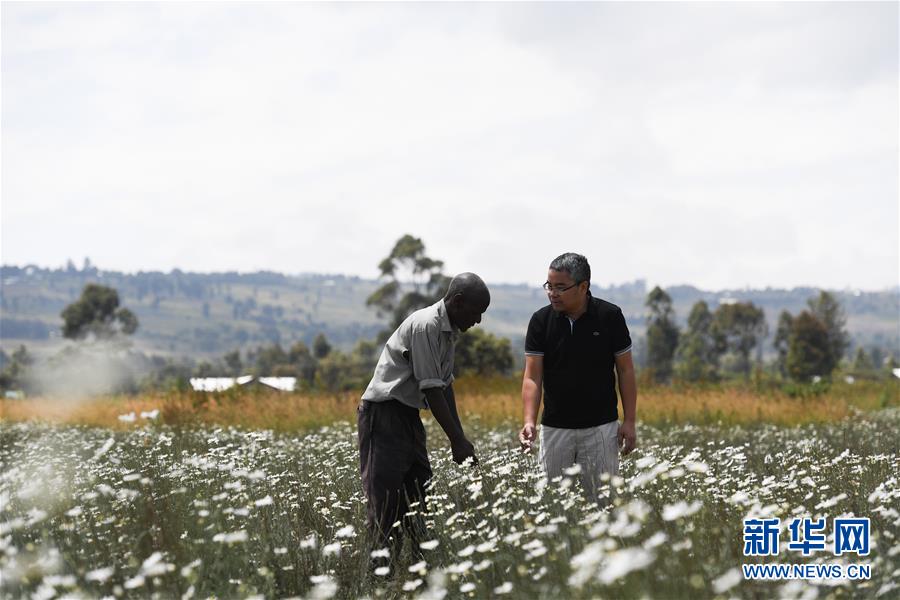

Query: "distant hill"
left=1, top=265, right=897, bottom=366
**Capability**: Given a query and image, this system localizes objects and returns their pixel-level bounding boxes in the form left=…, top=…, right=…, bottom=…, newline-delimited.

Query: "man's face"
left=546, top=269, right=587, bottom=314
left=453, top=297, right=490, bottom=332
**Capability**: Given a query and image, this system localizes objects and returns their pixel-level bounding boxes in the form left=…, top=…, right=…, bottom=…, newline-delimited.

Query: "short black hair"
left=549, top=253, right=591, bottom=285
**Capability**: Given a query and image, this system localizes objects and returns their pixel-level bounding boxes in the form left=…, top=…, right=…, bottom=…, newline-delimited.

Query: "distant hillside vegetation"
left=1, top=265, right=897, bottom=366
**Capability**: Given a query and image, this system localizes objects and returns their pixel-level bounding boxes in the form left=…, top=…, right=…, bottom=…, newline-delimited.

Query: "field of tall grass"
left=1, top=377, right=896, bottom=431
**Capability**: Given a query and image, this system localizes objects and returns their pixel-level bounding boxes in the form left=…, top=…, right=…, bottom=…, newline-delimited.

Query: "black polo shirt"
left=525, top=293, right=632, bottom=429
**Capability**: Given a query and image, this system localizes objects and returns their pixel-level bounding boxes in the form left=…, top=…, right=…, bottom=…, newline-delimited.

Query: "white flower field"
left=1, top=410, right=898, bottom=599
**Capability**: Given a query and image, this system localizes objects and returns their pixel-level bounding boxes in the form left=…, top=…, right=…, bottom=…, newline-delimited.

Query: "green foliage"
left=773, top=310, right=793, bottom=377
left=781, top=379, right=831, bottom=399
left=786, top=311, right=832, bottom=381
left=312, top=333, right=332, bottom=359
left=140, top=357, right=193, bottom=392
left=851, top=347, right=875, bottom=377
left=200, top=336, right=378, bottom=393
left=251, top=344, right=289, bottom=376
left=807, top=291, right=850, bottom=366
left=366, top=234, right=451, bottom=339
left=314, top=339, right=379, bottom=392
left=675, top=301, right=718, bottom=382
left=193, top=361, right=218, bottom=378
left=10, top=345, right=32, bottom=367
left=311, top=351, right=353, bottom=391
left=223, top=350, right=242, bottom=376
left=711, top=301, right=767, bottom=379
left=0, top=345, right=32, bottom=392
left=4, top=264, right=898, bottom=366
left=61, top=283, right=139, bottom=340
left=645, top=286, right=679, bottom=382
left=885, top=355, right=898, bottom=376
left=776, top=292, right=851, bottom=382
left=454, top=328, right=514, bottom=377
left=288, top=342, right=317, bottom=385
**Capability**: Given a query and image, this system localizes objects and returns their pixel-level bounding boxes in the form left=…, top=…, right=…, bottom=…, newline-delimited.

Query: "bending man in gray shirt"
left=359, top=272, right=490, bottom=575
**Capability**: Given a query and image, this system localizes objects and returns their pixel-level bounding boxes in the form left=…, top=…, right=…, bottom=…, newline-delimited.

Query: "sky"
left=2, top=2, right=898, bottom=291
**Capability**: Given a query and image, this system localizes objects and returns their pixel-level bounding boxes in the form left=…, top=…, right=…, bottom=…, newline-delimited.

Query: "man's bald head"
left=443, top=273, right=490, bottom=332
left=444, top=272, right=490, bottom=305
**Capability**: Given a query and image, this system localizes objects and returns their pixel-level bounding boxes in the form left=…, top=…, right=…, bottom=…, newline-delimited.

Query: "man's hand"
left=519, top=423, right=536, bottom=451
left=451, top=438, right=477, bottom=465
left=521, top=355, right=543, bottom=453
left=425, top=387, right=477, bottom=465
left=618, top=421, right=637, bottom=455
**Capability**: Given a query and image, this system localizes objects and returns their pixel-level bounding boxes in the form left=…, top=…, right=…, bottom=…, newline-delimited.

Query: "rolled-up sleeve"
left=409, top=324, right=447, bottom=390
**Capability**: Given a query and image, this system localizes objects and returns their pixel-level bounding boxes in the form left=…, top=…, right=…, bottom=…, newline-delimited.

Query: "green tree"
left=288, top=342, right=317, bottom=386
left=885, top=355, right=899, bottom=376
left=454, top=329, right=514, bottom=377
left=645, top=286, right=679, bottom=383
left=0, top=345, right=32, bottom=391
left=193, top=361, right=218, bottom=378
left=349, top=339, right=379, bottom=384
left=773, top=310, right=794, bottom=377
left=312, top=333, right=332, bottom=359
left=712, top=301, right=767, bottom=379
left=314, top=340, right=379, bottom=392
left=350, top=339, right=379, bottom=363
left=786, top=311, right=832, bottom=381
left=223, top=350, right=243, bottom=376
left=11, top=345, right=33, bottom=367
left=61, top=284, right=139, bottom=340
left=675, top=301, right=718, bottom=382
left=366, top=235, right=451, bottom=341
left=851, top=347, right=874, bottom=377
left=869, top=347, right=884, bottom=370
left=252, top=344, right=289, bottom=375
left=314, top=352, right=353, bottom=392
left=807, top=291, right=850, bottom=369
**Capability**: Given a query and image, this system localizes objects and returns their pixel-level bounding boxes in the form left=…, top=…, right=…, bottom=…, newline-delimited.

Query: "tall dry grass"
left=1, top=377, right=895, bottom=431
left=456, top=377, right=899, bottom=426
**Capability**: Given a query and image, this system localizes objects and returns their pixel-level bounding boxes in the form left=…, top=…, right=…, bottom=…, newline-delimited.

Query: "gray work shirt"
left=361, top=299, right=458, bottom=409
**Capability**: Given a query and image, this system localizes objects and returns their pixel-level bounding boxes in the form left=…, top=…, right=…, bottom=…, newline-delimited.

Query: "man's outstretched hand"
left=518, top=423, right=536, bottom=451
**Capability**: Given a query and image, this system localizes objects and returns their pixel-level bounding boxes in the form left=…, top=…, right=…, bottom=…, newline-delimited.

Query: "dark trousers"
left=357, top=399, right=432, bottom=565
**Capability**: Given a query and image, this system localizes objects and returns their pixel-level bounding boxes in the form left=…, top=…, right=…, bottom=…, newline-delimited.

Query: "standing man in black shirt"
left=519, top=252, right=637, bottom=503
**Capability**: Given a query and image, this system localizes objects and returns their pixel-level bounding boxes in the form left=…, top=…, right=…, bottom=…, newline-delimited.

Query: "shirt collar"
left=437, top=299, right=456, bottom=333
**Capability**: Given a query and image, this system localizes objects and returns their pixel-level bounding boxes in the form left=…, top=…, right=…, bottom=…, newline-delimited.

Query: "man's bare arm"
left=519, top=355, right=543, bottom=449
left=615, top=351, right=637, bottom=455
left=444, top=384, right=463, bottom=432
left=424, top=386, right=476, bottom=464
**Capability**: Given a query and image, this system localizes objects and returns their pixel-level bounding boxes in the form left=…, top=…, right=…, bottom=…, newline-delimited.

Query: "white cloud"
left=1, top=2, right=896, bottom=290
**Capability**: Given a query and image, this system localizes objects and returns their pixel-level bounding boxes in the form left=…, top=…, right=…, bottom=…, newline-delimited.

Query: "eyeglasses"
left=542, top=281, right=578, bottom=296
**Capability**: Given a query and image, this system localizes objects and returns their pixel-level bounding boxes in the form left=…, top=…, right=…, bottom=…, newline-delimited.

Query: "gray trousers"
left=357, top=399, right=432, bottom=566
left=539, top=421, right=619, bottom=504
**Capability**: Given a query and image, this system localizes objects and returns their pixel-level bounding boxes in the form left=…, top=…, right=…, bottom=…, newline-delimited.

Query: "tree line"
left=3, top=237, right=896, bottom=395
left=644, top=285, right=896, bottom=384
left=0, top=237, right=515, bottom=394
